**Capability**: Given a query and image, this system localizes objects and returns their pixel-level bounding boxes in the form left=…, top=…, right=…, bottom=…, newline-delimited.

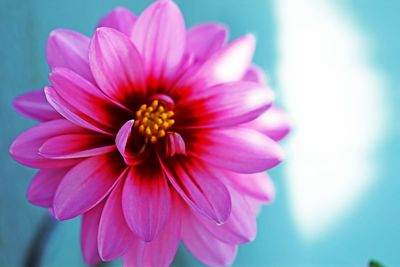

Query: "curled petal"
left=162, top=157, right=231, bottom=224
left=81, top=202, right=105, bottom=265
left=243, top=64, right=268, bottom=85
left=186, top=23, right=228, bottom=62
left=98, top=174, right=134, bottom=261
left=98, top=7, right=137, bottom=36
left=9, top=119, right=83, bottom=168
left=13, top=90, right=61, bottom=122
left=166, top=132, right=186, bottom=157
left=90, top=27, right=146, bottom=106
left=189, top=127, right=284, bottom=173
left=131, top=0, right=186, bottom=87
left=46, top=29, right=93, bottom=82
left=122, top=160, right=171, bottom=242
left=53, top=153, right=125, bottom=220
left=244, top=106, right=292, bottom=142
left=115, top=120, right=147, bottom=166
left=27, top=167, right=70, bottom=208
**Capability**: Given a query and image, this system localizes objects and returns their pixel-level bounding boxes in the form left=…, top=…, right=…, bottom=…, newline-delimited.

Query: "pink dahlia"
left=10, top=1, right=290, bottom=266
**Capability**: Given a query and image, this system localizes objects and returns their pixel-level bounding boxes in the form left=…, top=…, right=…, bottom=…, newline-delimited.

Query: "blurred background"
left=0, top=0, right=399, bottom=266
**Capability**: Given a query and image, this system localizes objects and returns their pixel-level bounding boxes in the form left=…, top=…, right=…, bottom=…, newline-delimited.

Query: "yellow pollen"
left=135, top=100, right=175, bottom=143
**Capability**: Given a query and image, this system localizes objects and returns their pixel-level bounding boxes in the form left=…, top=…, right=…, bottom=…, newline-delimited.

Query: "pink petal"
left=162, top=157, right=231, bottom=224
left=49, top=68, right=131, bottom=132
left=81, top=202, right=104, bottom=265
left=223, top=171, right=275, bottom=203
left=178, top=34, right=255, bottom=90
left=27, top=168, right=70, bottom=208
left=122, top=162, right=171, bottom=242
left=165, top=132, right=186, bottom=157
left=115, top=120, right=145, bottom=166
left=9, top=119, right=83, bottom=168
left=190, top=127, right=284, bottom=173
left=243, top=64, right=268, bottom=85
left=46, top=29, right=94, bottom=82
left=186, top=23, right=228, bottom=62
left=39, top=134, right=115, bottom=159
left=142, top=192, right=181, bottom=267
left=98, top=7, right=137, bottom=36
left=53, top=153, right=125, bottom=220
left=131, top=0, right=186, bottom=87
left=181, top=208, right=238, bottom=266
left=98, top=174, right=135, bottom=261
left=89, top=27, right=146, bottom=106
left=13, top=90, right=61, bottom=122
left=244, top=106, right=292, bottom=142
left=175, top=81, right=274, bottom=129
left=122, top=239, right=145, bottom=267
left=195, top=187, right=257, bottom=245
left=44, top=86, right=112, bottom=136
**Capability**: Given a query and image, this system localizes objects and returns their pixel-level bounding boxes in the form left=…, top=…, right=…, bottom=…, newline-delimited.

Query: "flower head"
left=10, top=1, right=290, bottom=266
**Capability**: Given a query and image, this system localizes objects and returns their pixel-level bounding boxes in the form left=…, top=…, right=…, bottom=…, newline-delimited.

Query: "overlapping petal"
left=98, top=7, right=137, bottom=36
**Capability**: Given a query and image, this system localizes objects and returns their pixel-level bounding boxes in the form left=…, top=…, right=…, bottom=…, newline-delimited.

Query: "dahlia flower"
left=10, top=0, right=290, bottom=266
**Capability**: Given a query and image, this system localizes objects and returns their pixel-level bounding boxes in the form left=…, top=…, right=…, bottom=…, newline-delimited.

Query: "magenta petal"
left=186, top=23, right=228, bottom=62
left=180, top=34, right=255, bottom=90
left=122, top=239, right=145, bottom=267
left=243, top=64, right=268, bottom=85
left=162, top=157, right=231, bottom=224
left=27, top=168, right=70, bottom=208
left=143, top=192, right=181, bottom=267
left=196, top=187, right=257, bottom=245
left=46, top=29, right=93, bottom=82
left=53, top=153, right=124, bottom=220
left=131, top=0, right=186, bottom=85
left=166, top=132, right=186, bottom=157
left=89, top=27, right=146, bottom=106
left=98, top=174, right=134, bottom=261
left=39, top=134, right=115, bottom=159
left=98, top=7, right=137, bottom=36
left=191, top=128, right=284, bottom=173
left=81, top=202, right=104, bottom=265
left=223, top=171, right=275, bottom=203
left=244, top=106, right=292, bottom=142
left=177, top=81, right=274, bottom=128
left=122, top=163, right=171, bottom=242
left=13, top=90, right=61, bottom=122
left=182, top=208, right=238, bottom=266
left=9, top=119, right=83, bottom=168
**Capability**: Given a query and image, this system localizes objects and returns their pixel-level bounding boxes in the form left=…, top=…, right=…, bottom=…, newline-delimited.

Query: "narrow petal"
left=222, top=171, right=275, bottom=203
left=178, top=34, right=255, bottom=90
left=162, top=157, right=231, bottom=224
left=46, top=29, right=93, bottom=82
left=81, top=202, right=105, bottom=265
left=143, top=192, right=181, bottom=267
left=195, top=187, right=257, bottom=244
left=165, top=132, right=186, bottom=157
left=45, top=86, right=112, bottom=135
left=122, top=160, right=171, bottom=242
left=49, top=68, right=131, bottom=132
left=90, top=27, right=146, bottom=106
left=189, top=127, right=284, bottom=173
left=244, top=106, right=292, bottom=142
left=98, top=174, right=135, bottom=261
left=39, top=134, right=115, bottom=159
left=53, top=153, right=125, bottom=220
left=9, top=119, right=83, bottom=168
left=186, top=23, right=228, bottom=62
left=13, top=90, right=61, bottom=122
left=27, top=168, right=70, bottom=207
left=181, top=208, right=238, bottom=266
left=98, top=7, right=137, bottom=36
left=175, top=81, right=274, bottom=129
left=243, top=64, right=268, bottom=85
left=131, top=0, right=186, bottom=86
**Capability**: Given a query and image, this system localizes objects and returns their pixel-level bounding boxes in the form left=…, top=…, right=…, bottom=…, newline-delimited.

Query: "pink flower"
left=10, top=1, right=290, bottom=266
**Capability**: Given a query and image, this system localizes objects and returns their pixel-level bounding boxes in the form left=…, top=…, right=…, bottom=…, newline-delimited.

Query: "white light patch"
left=275, top=0, right=387, bottom=241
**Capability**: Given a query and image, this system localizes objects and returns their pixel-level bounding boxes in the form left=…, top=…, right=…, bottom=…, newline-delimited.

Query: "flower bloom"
left=10, top=1, right=290, bottom=266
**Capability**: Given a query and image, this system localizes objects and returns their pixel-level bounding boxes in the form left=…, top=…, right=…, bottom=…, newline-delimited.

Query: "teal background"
left=0, top=0, right=399, bottom=266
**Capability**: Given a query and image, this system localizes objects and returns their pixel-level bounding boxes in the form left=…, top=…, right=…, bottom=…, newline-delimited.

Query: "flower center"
left=134, top=100, right=175, bottom=143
